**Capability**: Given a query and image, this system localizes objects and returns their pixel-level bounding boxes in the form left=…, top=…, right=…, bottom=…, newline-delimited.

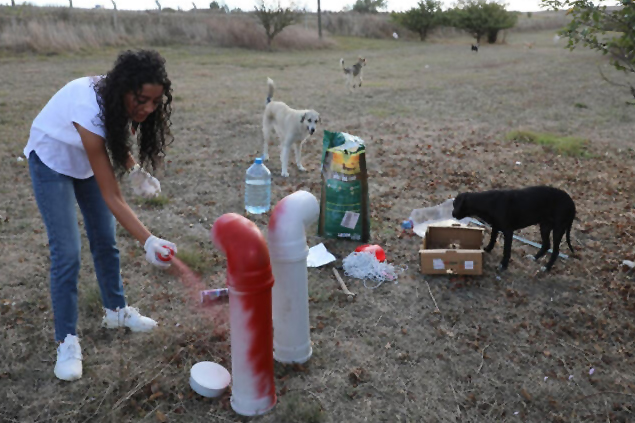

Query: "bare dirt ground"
left=2, top=31, right=635, bottom=422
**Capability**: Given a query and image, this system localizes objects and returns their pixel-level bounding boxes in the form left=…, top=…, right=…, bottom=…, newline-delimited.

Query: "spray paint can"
left=157, top=246, right=175, bottom=262
left=200, top=288, right=229, bottom=303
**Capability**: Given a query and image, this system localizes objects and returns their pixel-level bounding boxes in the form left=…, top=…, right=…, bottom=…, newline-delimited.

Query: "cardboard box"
left=419, top=224, right=485, bottom=275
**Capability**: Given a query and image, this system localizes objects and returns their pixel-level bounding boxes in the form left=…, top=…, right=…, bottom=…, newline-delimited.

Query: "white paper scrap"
left=307, top=243, right=336, bottom=268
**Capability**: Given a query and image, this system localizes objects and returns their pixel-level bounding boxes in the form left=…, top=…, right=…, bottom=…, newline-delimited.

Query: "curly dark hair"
left=94, top=49, right=173, bottom=176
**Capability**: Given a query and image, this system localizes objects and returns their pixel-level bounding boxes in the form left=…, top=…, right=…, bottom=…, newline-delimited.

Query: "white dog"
left=262, top=78, right=320, bottom=177
left=340, top=57, right=366, bottom=92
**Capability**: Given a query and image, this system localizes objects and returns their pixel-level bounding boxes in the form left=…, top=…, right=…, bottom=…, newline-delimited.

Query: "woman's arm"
left=74, top=122, right=151, bottom=245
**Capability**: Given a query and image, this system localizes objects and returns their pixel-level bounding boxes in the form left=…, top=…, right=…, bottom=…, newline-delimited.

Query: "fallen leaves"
left=348, top=367, right=369, bottom=387
left=520, top=388, right=532, bottom=402
left=155, top=410, right=167, bottom=422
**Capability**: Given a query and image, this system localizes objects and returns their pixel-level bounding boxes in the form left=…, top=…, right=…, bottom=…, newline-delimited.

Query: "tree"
left=210, top=1, right=229, bottom=12
left=542, top=0, right=635, bottom=101
left=391, top=0, right=445, bottom=41
left=447, top=0, right=517, bottom=44
left=254, top=1, right=298, bottom=49
left=156, top=0, right=161, bottom=11
left=352, top=0, right=387, bottom=14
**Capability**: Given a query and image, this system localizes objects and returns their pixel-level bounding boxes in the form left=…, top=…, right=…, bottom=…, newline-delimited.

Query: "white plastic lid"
left=190, top=361, right=231, bottom=392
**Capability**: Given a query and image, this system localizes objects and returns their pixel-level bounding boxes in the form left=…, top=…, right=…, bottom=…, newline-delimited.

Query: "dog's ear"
left=316, top=115, right=320, bottom=123
left=300, top=113, right=306, bottom=123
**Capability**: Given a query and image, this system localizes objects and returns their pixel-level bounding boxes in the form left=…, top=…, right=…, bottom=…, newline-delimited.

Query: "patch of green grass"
left=80, top=284, right=103, bottom=317
left=141, top=195, right=170, bottom=208
left=276, top=392, right=323, bottom=423
left=505, top=129, right=590, bottom=157
left=574, top=102, right=588, bottom=109
left=368, top=108, right=391, bottom=119
left=370, top=217, right=394, bottom=235
left=175, top=247, right=213, bottom=275
left=368, top=105, right=411, bottom=119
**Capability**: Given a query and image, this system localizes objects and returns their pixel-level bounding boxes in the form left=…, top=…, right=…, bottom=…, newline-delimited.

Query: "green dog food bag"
left=318, top=130, right=370, bottom=242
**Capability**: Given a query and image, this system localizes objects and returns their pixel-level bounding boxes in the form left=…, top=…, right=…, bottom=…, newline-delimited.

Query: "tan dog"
left=340, top=57, right=366, bottom=92
left=262, top=78, right=320, bottom=177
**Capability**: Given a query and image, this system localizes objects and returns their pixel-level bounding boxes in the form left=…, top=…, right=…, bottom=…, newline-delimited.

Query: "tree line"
left=391, top=0, right=518, bottom=44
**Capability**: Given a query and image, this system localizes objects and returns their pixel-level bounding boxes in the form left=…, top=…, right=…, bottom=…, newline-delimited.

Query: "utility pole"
left=112, top=0, right=119, bottom=31
left=317, top=0, right=322, bottom=39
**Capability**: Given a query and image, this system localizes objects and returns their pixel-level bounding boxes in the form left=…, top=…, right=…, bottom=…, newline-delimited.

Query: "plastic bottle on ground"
left=245, top=157, right=271, bottom=214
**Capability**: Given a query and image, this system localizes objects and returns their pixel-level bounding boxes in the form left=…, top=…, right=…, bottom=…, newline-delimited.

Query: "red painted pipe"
left=210, top=213, right=276, bottom=416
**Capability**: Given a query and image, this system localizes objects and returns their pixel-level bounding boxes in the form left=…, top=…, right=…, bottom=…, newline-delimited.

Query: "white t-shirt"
left=24, top=76, right=106, bottom=179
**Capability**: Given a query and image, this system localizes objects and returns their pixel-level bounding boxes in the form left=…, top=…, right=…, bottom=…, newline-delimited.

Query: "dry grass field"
left=2, top=23, right=635, bottom=423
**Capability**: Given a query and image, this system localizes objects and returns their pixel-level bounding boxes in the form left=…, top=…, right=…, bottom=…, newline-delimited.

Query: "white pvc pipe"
left=268, top=190, right=319, bottom=364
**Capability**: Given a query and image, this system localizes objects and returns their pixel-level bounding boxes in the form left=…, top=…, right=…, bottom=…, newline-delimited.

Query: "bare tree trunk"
left=11, top=0, right=15, bottom=6
left=155, top=0, right=162, bottom=11
left=317, top=0, right=322, bottom=39
left=69, top=0, right=73, bottom=7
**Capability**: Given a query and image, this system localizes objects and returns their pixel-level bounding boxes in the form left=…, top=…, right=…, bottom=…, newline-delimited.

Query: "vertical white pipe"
left=268, top=191, right=319, bottom=364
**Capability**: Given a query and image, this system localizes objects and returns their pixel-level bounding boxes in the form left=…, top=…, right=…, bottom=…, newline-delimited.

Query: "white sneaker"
left=102, top=306, right=157, bottom=332
left=55, top=334, right=82, bottom=381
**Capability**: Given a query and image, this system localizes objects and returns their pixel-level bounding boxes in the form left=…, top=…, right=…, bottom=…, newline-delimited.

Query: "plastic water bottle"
left=244, top=157, right=271, bottom=214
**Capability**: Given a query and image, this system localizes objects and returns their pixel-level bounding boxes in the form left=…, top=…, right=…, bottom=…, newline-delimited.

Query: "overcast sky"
left=2, top=0, right=553, bottom=13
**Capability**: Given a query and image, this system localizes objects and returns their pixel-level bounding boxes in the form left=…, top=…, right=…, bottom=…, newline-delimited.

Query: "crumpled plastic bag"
left=130, top=167, right=161, bottom=198
left=409, top=199, right=470, bottom=237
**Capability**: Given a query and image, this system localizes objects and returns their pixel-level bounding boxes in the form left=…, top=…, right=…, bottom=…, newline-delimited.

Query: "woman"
left=24, top=50, right=177, bottom=381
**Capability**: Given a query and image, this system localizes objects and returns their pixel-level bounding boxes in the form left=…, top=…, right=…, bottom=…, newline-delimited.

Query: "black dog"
left=471, top=44, right=479, bottom=52
left=452, top=186, right=576, bottom=271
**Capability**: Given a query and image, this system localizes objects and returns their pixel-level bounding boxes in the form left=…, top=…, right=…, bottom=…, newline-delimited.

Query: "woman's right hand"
left=144, top=235, right=177, bottom=268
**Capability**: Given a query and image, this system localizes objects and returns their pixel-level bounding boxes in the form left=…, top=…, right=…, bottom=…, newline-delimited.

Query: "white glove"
left=129, top=165, right=161, bottom=198
left=144, top=235, right=177, bottom=268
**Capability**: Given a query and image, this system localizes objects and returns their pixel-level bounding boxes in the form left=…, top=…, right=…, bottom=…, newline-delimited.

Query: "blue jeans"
left=28, top=151, right=126, bottom=342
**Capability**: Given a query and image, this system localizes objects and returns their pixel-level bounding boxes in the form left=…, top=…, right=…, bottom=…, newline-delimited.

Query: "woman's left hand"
left=129, top=165, right=161, bottom=198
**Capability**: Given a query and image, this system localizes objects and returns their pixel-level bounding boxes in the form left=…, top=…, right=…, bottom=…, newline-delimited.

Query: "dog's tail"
left=266, top=77, right=275, bottom=104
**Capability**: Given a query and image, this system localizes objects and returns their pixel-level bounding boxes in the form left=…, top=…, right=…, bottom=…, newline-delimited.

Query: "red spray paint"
left=167, top=257, right=229, bottom=331
left=211, top=213, right=276, bottom=416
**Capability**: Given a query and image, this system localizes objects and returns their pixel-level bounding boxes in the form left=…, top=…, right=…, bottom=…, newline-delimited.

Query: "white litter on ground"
left=307, top=243, right=336, bottom=267
left=343, top=251, right=406, bottom=289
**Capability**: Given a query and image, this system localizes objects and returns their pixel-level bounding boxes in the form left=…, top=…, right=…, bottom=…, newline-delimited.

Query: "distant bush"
left=352, top=0, right=387, bottom=14
left=322, top=12, right=405, bottom=39
left=391, top=0, right=445, bottom=41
